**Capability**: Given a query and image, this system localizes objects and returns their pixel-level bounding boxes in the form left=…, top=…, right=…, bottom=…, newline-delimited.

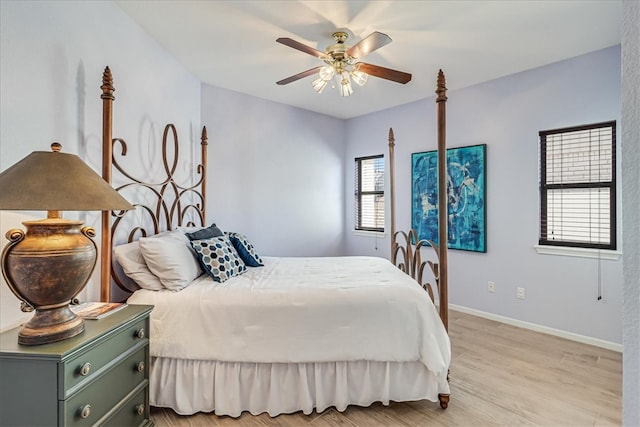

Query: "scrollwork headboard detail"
left=391, top=230, right=440, bottom=303
left=99, top=66, right=207, bottom=302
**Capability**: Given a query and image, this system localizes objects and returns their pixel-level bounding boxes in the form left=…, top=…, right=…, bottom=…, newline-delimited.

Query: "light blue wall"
left=200, top=84, right=346, bottom=257
left=345, top=46, right=623, bottom=345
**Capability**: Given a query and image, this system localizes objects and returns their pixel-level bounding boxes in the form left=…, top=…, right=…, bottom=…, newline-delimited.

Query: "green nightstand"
left=0, top=304, right=153, bottom=426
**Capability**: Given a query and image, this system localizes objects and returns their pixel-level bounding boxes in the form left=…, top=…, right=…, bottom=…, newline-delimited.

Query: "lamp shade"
left=0, top=143, right=133, bottom=211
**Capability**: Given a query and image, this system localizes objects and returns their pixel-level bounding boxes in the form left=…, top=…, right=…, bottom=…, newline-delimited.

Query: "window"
left=539, top=121, right=616, bottom=250
left=355, top=155, right=384, bottom=232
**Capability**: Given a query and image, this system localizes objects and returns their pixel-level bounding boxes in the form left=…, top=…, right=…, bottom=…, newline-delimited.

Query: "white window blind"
left=355, top=155, right=384, bottom=232
left=539, top=121, right=616, bottom=250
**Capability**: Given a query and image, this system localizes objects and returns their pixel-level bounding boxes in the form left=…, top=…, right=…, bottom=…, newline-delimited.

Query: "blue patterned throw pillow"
left=190, top=236, right=246, bottom=283
left=226, top=232, right=264, bottom=267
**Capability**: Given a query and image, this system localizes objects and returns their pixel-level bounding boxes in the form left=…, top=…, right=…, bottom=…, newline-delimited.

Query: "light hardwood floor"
left=150, top=310, right=622, bottom=426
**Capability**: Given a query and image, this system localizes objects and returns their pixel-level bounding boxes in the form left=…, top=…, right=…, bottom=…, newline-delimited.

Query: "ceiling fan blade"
left=355, top=63, right=412, bottom=84
left=276, top=37, right=328, bottom=59
left=347, top=31, right=392, bottom=59
left=276, top=66, right=323, bottom=85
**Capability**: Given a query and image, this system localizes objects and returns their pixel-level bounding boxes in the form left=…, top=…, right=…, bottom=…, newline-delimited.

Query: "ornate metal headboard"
left=99, top=66, right=207, bottom=302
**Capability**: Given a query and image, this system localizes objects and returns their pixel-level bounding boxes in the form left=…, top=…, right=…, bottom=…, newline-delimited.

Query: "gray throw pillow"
left=185, top=223, right=224, bottom=241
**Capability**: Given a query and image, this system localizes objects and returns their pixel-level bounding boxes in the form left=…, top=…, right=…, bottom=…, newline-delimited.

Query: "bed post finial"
left=388, top=127, right=396, bottom=261
left=101, top=66, right=115, bottom=101
left=436, top=69, right=447, bottom=102
left=201, top=125, right=208, bottom=143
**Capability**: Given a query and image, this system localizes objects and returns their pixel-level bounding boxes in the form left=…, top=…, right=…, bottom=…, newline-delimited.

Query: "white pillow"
left=138, top=231, right=203, bottom=291
left=113, top=241, right=164, bottom=291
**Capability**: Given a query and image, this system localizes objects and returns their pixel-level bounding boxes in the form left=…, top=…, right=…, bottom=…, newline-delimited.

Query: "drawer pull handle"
left=80, top=404, right=92, bottom=419
left=135, top=328, right=145, bottom=339
left=136, top=404, right=145, bottom=416
left=136, top=361, right=145, bottom=373
left=80, top=362, right=91, bottom=376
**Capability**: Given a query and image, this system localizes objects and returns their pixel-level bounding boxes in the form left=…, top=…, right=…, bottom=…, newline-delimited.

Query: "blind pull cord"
left=597, top=251, right=603, bottom=301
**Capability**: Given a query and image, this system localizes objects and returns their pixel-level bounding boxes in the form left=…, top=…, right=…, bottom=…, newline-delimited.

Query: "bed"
left=98, top=66, right=452, bottom=417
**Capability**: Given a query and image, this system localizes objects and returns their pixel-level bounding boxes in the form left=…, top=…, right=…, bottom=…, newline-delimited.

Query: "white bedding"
left=127, top=255, right=451, bottom=395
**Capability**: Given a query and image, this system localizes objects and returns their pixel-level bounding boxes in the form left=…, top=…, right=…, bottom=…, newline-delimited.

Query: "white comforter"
left=127, top=256, right=451, bottom=389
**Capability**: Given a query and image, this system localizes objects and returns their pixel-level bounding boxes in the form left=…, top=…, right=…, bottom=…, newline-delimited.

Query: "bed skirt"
left=149, top=357, right=445, bottom=417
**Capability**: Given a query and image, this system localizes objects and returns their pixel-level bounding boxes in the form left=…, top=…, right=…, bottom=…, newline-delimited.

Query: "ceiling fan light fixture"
left=312, top=76, right=328, bottom=93
left=319, top=65, right=335, bottom=81
left=351, top=69, right=368, bottom=87
left=339, top=74, right=353, bottom=97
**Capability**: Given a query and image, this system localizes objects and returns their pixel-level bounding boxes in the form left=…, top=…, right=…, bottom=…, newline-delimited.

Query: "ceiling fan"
left=276, top=30, right=412, bottom=97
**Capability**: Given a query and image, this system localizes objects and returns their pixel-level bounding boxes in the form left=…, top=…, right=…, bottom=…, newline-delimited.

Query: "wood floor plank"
left=150, top=310, right=622, bottom=426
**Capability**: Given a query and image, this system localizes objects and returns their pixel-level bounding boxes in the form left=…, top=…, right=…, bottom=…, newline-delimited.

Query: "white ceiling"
left=115, top=0, right=621, bottom=120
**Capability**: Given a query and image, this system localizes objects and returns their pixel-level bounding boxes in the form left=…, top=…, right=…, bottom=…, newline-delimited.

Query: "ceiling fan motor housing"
left=326, top=31, right=351, bottom=62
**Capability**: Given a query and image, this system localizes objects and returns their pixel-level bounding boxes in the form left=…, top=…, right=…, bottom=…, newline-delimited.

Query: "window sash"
left=539, top=121, right=616, bottom=250
left=355, top=155, right=384, bottom=232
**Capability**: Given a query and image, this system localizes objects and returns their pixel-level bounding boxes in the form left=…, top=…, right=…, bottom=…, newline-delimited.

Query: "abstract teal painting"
left=411, top=144, right=486, bottom=252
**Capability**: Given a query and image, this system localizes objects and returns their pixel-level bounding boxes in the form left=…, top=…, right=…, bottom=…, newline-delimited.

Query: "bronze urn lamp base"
left=2, top=215, right=97, bottom=345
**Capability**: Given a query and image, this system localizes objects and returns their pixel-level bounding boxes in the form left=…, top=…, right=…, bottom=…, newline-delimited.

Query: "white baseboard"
left=449, top=303, right=623, bottom=353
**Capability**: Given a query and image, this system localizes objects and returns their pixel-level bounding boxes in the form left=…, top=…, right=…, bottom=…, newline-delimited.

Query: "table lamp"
left=0, top=143, right=133, bottom=345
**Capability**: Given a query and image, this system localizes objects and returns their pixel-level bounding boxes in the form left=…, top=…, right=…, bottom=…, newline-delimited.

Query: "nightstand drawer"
left=63, top=315, right=148, bottom=398
left=103, top=383, right=150, bottom=427
left=62, top=345, right=148, bottom=426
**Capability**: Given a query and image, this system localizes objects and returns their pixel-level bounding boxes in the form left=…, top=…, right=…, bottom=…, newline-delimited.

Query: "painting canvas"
left=411, top=144, right=486, bottom=252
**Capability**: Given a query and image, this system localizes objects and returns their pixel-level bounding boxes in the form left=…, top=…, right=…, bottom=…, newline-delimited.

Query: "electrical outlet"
left=487, top=281, right=496, bottom=293
left=516, top=287, right=526, bottom=299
